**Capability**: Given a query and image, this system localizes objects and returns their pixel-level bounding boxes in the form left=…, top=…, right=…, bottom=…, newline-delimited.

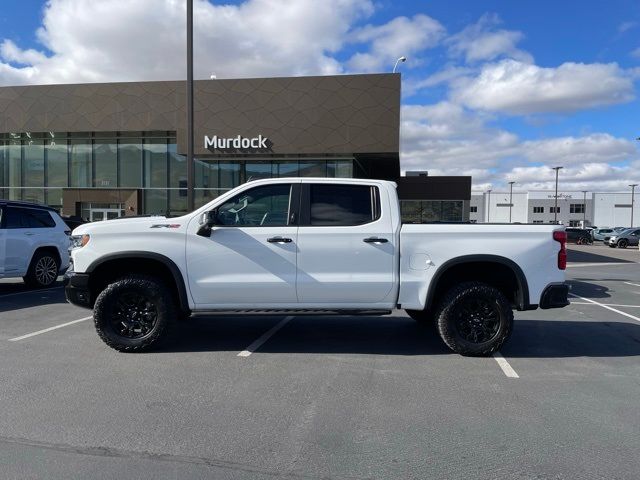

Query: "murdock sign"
left=204, top=135, right=271, bottom=151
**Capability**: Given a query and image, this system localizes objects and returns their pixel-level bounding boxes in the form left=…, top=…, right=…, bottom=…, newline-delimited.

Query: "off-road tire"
left=93, top=275, right=176, bottom=352
left=618, top=239, right=629, bottom=249
left=405, top=309, right=432, bottom=324
left=23, top=251, right=59, bottom=288
left=435, top=281, right=513, bottom=356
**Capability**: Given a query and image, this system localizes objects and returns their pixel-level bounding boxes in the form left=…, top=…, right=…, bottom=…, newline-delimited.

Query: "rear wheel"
left=93, top=275, right=175, bottom=352
left=24, top=251, right=59, bottom=288
left=618, top=239, right=629, bottom=248
left=435, top=282, right=513, bottom=356
left=405, top=309, right=432, bottom=324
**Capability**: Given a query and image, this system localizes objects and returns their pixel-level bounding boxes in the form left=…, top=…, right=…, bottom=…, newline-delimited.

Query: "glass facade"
left=0, top=131, right=354, bottom=217
left=400, top=200, right=464, bottom=223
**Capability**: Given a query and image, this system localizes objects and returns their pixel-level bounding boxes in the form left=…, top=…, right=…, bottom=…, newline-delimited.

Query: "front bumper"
left=539, top=283, right=570, bottom=309
left=64, top=271, right=92, bottom=309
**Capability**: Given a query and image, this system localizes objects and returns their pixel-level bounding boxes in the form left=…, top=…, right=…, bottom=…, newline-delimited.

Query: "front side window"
left=216, top=184, right=291, bottom=227
left=308, top=184, right=378, bottom=226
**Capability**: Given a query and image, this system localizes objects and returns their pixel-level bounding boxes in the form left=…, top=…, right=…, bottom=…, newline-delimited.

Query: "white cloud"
left=0, top=0, right=375, bottom=85
left=446, top=13, right=533, bottom=64
left=632, top=47, right=640, bottom=59
left=399, top=102, right=640, bottom=191
left=451, top=59, right=636, bottom=114
left=346, top=14, right=445, bottom=72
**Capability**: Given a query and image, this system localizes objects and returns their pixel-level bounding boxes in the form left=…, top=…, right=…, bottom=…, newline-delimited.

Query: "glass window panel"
left=169, top=143, right=187, bottom=214
left=442, top=201, right=463, bottom=221
left=70, top=139, right=92, bottom=187
left=46, top=140, right=68, bottom=187
left=218, top=162, right=240, bottom=189
left=93, top=140, right=117, bottom=188
left=194, top=189, right=222, bottom=209
left=274, top=161, right=298, bottom=178
left=309, top=184, right=374, bottom=226
left=119, top=139, right=143, bottom=188
left=217, top=184, right=291, bottom=227
left=45, top=188, right=64, bottom=209
left=23, top=141, right=45, bottom=190
left=245, top=161, right=274, bottom=181
left=298, top=160, right=326, bottom=177
left=0, top=142, right=6, bottom=193
left=21, top=189, right=45, bottom=204
left=400, top=200, right=421, bottom=223
left=143, top=189, right=168, bottom=215
left=335, top=160, right=353, bottom=178
left=8, top=142, right=22, bottom=199
left=144, top=139, right=167, bottom=188
left=195, top=159, right=218, bottom=189
left=421, top=201, right=441, bottom=222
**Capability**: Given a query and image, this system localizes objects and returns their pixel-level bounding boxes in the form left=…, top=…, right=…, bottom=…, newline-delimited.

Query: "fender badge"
left=150, top=224, right=181, bottom=229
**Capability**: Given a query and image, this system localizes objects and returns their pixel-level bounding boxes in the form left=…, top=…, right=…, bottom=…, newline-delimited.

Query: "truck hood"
left=71, top=215, right=190, bottom=235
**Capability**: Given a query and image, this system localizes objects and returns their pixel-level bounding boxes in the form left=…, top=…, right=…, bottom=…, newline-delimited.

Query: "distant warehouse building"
left=0, top=73, right=470, bottom=222
left=471, top=190, right=639, bottom=227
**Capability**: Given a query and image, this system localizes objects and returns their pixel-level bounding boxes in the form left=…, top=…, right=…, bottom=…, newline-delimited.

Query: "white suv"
left=0, top=201, right=71, bottom=287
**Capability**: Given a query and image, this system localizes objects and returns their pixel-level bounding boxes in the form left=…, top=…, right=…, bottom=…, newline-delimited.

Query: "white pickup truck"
left=65, top=178, right=569, bottom=356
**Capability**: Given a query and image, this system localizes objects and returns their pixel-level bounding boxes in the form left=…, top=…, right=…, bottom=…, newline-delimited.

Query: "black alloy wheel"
left=618, top=239, right=629, bottom=248
left=435, top=281, right=513, bottom=356
left=93, top=275, right=176, bottom=352
left=111, top=292, right=158, bottom=339
left=452, top=296, right=501, bottom=344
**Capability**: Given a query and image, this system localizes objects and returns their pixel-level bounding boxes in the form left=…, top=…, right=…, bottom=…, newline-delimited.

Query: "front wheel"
left=618, top=239, right=628, bottom=249
left=435, top=282, right=513, bottom=356
left=93, top=275, right=176, bottom=352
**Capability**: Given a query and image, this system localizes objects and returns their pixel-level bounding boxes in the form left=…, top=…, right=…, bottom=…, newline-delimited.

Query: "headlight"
left=70, top=234, right=91, bottom=249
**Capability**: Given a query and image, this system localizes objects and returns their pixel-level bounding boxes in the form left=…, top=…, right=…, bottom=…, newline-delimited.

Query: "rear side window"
left=5, top=207, right=56, bottom=229
left=307, top=184, right=379, bottom=226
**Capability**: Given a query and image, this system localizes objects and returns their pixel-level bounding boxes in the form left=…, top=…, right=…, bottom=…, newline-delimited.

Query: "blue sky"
left=0, top=0, right=638, bottom=191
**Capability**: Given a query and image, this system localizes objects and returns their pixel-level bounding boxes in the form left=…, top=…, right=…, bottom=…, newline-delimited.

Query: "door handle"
left=363, top=237, right=388, bottom=243
left=24, top=232, right=35, bottom=236
left=267, top=237, right=292, bottom=243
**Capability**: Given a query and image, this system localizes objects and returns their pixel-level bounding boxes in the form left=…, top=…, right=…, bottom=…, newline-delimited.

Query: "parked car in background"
left=604, top=227, right=630, bottom=242
left=565, top=228, right=593, bottom=245
left=0, top=200, right=71, bottom=287
left=592, top=228, right=614, bottom=241
left=61, top=215, right=87, bottom=231
left=607, top=228, right=640, bottom=248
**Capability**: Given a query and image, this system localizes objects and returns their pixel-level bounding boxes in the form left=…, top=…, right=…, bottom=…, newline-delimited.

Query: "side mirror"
left=197, top=209, right=218, bottom=237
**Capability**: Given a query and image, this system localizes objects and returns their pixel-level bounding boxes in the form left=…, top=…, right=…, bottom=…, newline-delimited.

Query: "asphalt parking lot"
left=1, top=243, right=640, bottom=479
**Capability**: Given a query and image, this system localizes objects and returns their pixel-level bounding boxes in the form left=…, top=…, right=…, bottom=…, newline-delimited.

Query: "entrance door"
left=186, top=182, right=300, bottom=308
left=90, top=208, right=121, bottom=222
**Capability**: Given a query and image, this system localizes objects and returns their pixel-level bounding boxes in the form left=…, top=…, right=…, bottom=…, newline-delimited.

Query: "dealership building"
left=0, top=73, right=470, bottom=222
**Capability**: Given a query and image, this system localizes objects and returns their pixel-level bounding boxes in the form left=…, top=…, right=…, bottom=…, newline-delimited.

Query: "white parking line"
left=572, top=295, right=640, bottom=324
left=623, top=281, right=640, bottom=288
left=492, top=352, right=519, bottom=378
left=0, top=286, right=61, bottom=299
left=571, top=301, right=640, bottom=308
left=566, top=262, right=632, bottom=268
left=8, top=316, right=93, bottom=342
left=237, top=316, right=294, bottom=357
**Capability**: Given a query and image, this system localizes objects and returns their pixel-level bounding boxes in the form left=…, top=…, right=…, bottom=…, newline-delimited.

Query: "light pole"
left=393, top=56, right=407, bottom=73
left=487, top=189, right=492, bottom=223
left=186, top=0, right=195, bottom=212
left=552, top=166, right=563, bottom=224
left=508, top=181, right=516, bottom=223
left=630, top=184, right=638, bottom=228
left=581, top=190, right=588, bottom=227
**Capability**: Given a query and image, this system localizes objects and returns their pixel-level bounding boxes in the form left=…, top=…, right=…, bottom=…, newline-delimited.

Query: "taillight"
left=553, top=230, right=567, bottom=270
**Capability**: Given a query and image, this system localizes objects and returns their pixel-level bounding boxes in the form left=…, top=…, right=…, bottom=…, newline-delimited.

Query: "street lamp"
left=508, top=181, right=516, bottom=223
left=552, top=167, right=563, bottom=224
left=630, top=184, right=638, bottom=228
left=487, top=189, right=492, bottom=223
left=581, top=190, right=588, bottom=228
left=393, top=56, right=407, bottom=73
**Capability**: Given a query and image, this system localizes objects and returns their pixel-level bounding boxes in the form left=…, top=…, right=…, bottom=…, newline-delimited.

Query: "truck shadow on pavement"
left=567, top=248, right=634, bottom=264
left=156, top=315, right=640, bottom=358
left=566, top=280, right=611, bottom=299
left=0, top=283, right=66, bottom=313
left=503, top=319, right=640, bottom=358
left=158, top=315, right=451, bottom=356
